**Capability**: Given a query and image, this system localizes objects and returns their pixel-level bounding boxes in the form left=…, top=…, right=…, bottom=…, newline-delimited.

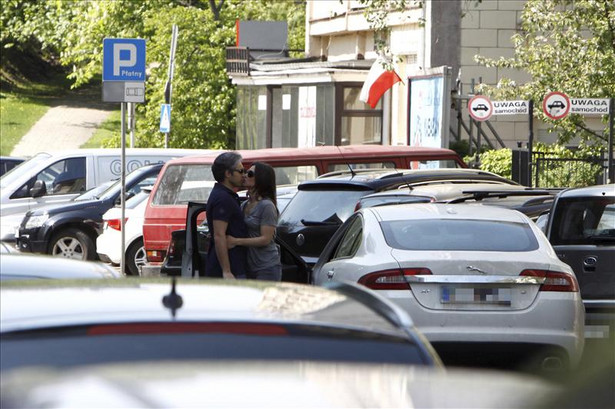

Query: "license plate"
left=441, top=286, right=512, bottom=305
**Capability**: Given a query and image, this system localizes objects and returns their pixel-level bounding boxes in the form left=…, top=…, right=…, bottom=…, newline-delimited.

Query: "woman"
left=227, top=162, right=282, bottom=281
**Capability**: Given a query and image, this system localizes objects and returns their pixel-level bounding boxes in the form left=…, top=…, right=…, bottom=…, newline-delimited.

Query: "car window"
left=328, top=162, right=395, bottom=172
left=11, top=157, right=86, bottom=198
left=380, top=219, right=539, bottom=251
left=408, top=159, right=461, bottom=169
left=333, top=215, right=363, bottom=260
left=550, top=197, right=615, bottom=245
left=274, top=166, right=318, bottom=185
left=75, top=180, right=116, bottom=201
left=152, top=165, right=216, bottom=205
left=279, top=190, right=368, bottom=225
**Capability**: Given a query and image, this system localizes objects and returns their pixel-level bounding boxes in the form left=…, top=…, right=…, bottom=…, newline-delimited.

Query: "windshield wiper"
left=301, top=219, right=341, bottom=226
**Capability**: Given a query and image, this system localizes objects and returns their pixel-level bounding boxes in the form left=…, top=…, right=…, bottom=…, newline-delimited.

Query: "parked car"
left=16, top=164, right=163, bottom=261
left=142, top=145, right=467, bottom=275
left=0, top=148, right=213, bottom=243
left=539, top=184, right=614, bottom=343
left=0, top=278, right=442, bottom=371
left=0, top=156, right=25, bottom=176
left=0, top=253, right=121, bottom=280
left=312, top=203, right=585, bottom=372
left=0, top=361, right=563, bottom=409
left=278, top=168, right=521, bottom=266
left=96, top=189, right=151, bottom=275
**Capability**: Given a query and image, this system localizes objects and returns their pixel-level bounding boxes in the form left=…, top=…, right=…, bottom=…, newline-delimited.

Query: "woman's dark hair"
left=211, top=151, right=242, bottom=183
left=252, top=162, right=277, bottom=211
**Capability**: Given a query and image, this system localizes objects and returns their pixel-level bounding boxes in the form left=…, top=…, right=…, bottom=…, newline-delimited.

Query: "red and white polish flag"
left=359, top=59, right=402, bottom=108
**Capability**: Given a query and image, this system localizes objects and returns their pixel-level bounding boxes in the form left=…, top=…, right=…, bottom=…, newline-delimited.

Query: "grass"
left=81, top=110, right=121, bottom=148
left=0, top=93, right=50, bottom=156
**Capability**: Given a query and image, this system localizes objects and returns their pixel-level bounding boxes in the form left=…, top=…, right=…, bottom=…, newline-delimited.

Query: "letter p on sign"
left=113, top=43, right=137, bottom=76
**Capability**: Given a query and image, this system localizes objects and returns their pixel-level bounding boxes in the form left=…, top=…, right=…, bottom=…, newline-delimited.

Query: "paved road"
left=10, top=87, right=115, bottom=157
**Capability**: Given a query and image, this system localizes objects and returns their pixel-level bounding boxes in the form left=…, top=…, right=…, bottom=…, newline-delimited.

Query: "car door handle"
left=327, top=269, right=335, bottom=280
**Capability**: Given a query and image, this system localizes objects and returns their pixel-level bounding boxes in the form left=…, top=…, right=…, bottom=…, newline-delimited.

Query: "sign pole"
left=528, top=99, right=534, bottom=187
left=120, top=102, right=126, bottom=276
left=608, top=97, right=614, bottom=184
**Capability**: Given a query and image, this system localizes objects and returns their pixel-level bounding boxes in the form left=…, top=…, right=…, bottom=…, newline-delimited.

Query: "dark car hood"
left=26, top=198, right=110, bottom=217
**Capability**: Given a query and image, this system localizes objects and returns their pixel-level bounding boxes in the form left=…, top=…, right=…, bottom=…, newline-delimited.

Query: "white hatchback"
left=96, top=190, right=150, bottom=275
left=313, top=203, right=585, bottom=371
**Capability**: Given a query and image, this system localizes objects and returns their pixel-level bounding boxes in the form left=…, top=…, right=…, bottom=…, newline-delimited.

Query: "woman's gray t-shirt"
left=241, top=199, right=281, bottom=273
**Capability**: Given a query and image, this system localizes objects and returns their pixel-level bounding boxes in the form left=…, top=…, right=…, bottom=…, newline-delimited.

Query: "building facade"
left=226, top=0, right=602, bottom=151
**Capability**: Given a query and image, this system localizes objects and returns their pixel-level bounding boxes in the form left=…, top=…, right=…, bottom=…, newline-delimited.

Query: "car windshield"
left=0, top=323, right=428, bottom=370
left=279, top=190, right=369, bottom=225
left=0, top=153, right=51, bottom=188
left=380, top=219, right=539, bottom=251
left=74, top=180, right=116, bottom=201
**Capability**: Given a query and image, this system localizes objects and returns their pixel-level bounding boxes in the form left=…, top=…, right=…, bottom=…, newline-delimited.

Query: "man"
left=205, top=152, right=248, bottom=279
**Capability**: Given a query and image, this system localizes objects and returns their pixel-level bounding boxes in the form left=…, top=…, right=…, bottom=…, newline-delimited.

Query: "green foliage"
left=467, top=144, right=604, bottom=188
left=468, top=148, right=513, bottom=179
left=2, top=0, right=306, bottom=150
left=475, top=0, right=615, bottom=146
left=0, top=93, right=49, bottom=155
left=531, top=142, right=605, bottom=188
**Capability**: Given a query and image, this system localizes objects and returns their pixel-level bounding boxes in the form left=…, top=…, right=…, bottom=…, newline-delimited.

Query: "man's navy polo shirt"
left=205, top=183, right=248, bottom=278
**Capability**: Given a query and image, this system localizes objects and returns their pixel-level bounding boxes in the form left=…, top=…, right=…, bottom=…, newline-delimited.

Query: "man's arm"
left=213, top=219, right=235, bottom=279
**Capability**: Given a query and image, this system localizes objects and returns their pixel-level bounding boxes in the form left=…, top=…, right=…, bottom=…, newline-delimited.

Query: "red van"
left=141, top=145, right=466, bottom=275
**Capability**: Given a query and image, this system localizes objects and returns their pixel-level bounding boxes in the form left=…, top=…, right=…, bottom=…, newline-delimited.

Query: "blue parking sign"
left=103, top=38, right=146, bottom=82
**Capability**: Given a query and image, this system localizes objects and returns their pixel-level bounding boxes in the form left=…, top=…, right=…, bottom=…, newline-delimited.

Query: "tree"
left=2, top=0, right=306, bottom=149
left=475, top=0, right=615, bottom=147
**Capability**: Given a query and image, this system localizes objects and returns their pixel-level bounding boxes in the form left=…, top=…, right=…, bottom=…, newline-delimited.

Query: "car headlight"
left=25, top=212, right=49, bottom=229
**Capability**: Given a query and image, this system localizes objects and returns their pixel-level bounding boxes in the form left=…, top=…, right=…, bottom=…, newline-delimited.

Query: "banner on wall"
left=407, top=66, right=452, bottom=159
left=297, top=86, right=316, bottom=147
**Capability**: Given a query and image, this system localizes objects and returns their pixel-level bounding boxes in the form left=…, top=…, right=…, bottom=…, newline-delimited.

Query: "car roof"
left=557, top=184, right=614, bottom=199
left=165, top=145, right=460, bottom=165
left=0, top=279, right=412, bottom=336
left=0, top=362, right=560, bottom=409
left=0, top=254, right=121, bottom=281
left=366, top=202, right=530, bottom=223
left=299, top=168, right=516, bottom=191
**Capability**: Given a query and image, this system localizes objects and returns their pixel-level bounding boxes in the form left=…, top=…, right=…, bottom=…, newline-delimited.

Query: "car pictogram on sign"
left=547, top=101, right=566, bottom=111
left=473, top=104, right=489, bottom=112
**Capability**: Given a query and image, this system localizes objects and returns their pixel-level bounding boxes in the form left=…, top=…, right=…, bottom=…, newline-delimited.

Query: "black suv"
left=277, top=168, right=522, bottom=266
left=17, top=164, right=163, bottom=261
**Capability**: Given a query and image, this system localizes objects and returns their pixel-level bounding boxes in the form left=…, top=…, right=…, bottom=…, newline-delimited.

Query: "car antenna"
left=162, top=277, right=183, bottom=318
left=336, top=145, right=356, bottom=178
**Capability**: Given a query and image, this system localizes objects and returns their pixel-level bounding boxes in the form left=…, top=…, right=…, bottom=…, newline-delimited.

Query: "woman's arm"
left=228, top=224, right=275, bottom=248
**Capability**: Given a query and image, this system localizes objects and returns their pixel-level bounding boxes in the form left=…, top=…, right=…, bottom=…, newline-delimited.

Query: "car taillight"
left=146, top=250, right=166, bottom=263
left=520, top=269, right=579, bottom=292
left=106, top=218, right=128, bottom=231
left=358, top=268, right=432, bottom=290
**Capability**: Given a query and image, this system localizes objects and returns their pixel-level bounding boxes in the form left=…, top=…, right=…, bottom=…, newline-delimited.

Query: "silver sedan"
left=313, top=203, right=585, bottom=371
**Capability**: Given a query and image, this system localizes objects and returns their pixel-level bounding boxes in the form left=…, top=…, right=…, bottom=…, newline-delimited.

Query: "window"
left=380, top=219, right=539, bottom=252
left=12, top=157, right=86, bottom=198
left=337, top=84, right=382, bottom=145
left=551, top=197, right=615, bottom=245
left=152, top=165, right=216, bottom=205
left=333, top=215, right=363, bottom=260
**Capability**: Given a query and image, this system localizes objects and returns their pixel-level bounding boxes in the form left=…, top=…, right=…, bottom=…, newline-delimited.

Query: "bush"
left=467, top=143, right=604, bottom=187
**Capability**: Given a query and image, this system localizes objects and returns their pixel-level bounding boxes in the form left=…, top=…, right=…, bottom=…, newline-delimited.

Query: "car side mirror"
left=29, top=180, right=47, bottom=198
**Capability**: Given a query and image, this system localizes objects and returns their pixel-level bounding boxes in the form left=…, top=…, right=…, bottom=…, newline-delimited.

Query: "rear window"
left=274, top=166, right=318, bottom=185
left=328, top=162, right=395, bottom=172
left=152, top=164, right=215, bottom=205
left=381, top=219, right=539, bottom=251
left=279, top=190, right=369, bottom=225
left=550, top=197, right=615, bottom=245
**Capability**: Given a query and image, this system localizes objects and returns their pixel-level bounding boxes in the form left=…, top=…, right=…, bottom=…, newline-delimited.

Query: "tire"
left=49, top=228, right=96, bottom=261
left=126, top=237, right=146, bottom=276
